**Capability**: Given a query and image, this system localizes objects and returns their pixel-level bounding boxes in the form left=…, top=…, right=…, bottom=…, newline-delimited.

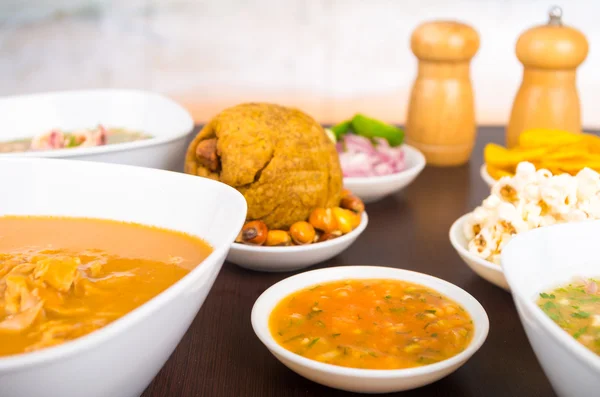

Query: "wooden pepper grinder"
left=506, top=6, right=588, bottom=148
left=406, top=21, right=480, bottom=167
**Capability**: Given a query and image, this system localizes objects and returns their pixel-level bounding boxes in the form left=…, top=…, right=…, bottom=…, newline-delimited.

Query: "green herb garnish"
left=307, top=338, right=320, bottom=348
left=572, top=311, right=591, bottom=319
left=284, top=334, right=305, bottom=343
left=574, top=327, right=589, bottom=339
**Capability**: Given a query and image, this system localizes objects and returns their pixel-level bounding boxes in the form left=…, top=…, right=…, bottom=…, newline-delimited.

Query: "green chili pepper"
left=350, top=114, right=404, bottom=147
left=330, top=120, right=352, bottom=140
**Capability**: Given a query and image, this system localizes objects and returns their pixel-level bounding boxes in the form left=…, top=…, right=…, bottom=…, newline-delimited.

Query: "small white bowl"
left=227, top=212, right=368, bottom=272
left=502, top=221, right=600, bottom=397
left=0, top=89, right=194, bottom=171
left=480, top=164, right=496, bottom=188
left=0, top=157, right=247, bottom=397
left=343, top=145, right=426, bottom=204
left=251, top=266, right=489, bottom=394
left=449, top=214, right=509, bottom=291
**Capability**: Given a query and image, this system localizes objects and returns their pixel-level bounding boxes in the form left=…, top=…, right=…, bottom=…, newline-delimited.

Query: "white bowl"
left=251, top=266, right=489, bottom=394
left=502, top=221, right=600, bottom=397
left=480, top=164, right=496, bottom=188
left=343, top=145, right=426, bottom=204
left=0, top=89, right=194, bottom=171
left=0, top=157, right=247, bottom=397
left=449, top=214, right=509, bottom=291
left=227, top=212, right=368, bottom=272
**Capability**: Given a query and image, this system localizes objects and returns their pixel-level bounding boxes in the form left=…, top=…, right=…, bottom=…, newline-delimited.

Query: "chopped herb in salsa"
left=538, top=278, right=600, bottom=356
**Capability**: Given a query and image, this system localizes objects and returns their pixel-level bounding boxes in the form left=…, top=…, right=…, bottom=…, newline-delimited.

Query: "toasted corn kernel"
left=290, top=221, right=316, bottom=245
left=265, top=230, right=292, bottom=246
left=340, top=195, right=365, bottom=214
left=309, top=208, right=338, bottom=233
left=332, top=207, right=361, bottom=234
left=237, top=220, right=268, bottom=245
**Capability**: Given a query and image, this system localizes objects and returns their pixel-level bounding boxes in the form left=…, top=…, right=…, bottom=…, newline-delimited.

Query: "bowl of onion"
left=328, top=114, right=426, bottom=203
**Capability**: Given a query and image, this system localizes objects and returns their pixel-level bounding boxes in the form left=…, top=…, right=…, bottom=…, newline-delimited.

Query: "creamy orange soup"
left=0, top=216, right=212, bottom=357
left=270, top=279, right=474, bottom=369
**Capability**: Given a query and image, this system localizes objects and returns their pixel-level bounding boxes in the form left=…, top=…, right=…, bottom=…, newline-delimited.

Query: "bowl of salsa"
left=502, top=221, right=600, bottom=397
left=251, top=266, right=489, bottom=393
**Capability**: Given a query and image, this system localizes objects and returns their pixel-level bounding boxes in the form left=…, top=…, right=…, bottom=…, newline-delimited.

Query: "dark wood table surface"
left=142, top=126, right=556, bottom=397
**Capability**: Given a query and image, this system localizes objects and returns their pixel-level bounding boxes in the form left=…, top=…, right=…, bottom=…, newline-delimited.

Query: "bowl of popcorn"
left=450, top=161, right=600, bottom=291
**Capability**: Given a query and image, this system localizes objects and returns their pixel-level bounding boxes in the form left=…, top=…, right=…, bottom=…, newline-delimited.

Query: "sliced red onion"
left=337, top=134, right=405, bottom=177
left=585, top=279, right=598, bottom=294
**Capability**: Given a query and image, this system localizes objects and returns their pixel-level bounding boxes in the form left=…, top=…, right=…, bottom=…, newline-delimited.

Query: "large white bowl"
left=502, top=221, right=600, bottom=397
left=227, top=212, right=368, bottom=272
left=0, top=157, right=247, bottom=397
left=449, top=214, right=509, bottom=291
left=0, top=89, right=194, bottom=171
left=343, top=145, right=426, bottom=204
left=252, top=266, right=489, bottom=394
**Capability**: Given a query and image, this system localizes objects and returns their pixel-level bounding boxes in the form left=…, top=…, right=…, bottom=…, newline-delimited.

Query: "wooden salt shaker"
left=406, top=21, right=480, bottom=167
left=506, top=6, right=588, bottom=148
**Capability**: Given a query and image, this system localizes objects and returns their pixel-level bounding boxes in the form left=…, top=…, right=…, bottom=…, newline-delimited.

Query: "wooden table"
left=143, top=126, right=556, bottom=397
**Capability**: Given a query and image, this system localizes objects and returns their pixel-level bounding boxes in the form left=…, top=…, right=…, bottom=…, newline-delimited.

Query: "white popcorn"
left=576, top=167, right=600, bottom=200
left=579, top=196, right=600, bottom=218
left=515, top=161, right=537, bottom=182
left=482, top=194, right=502, bottom=210
left=463, top=162, right=600, bottom=265
left=564, top=209, right=588, bottom=222
left=468, top=227, right=497, bottom=259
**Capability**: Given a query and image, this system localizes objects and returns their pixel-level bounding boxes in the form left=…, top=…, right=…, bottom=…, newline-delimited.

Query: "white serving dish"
left=343, top=145, right=426, bottom=204
left=480, top=164, right=496, bottom=188
left=227, top=212, right=368, bottom=272
left=251, top=266, right=489, bottom=394
left=449, top=214, right=509, bottom=291
left=502, top=221, right=600, bottom=397
left=0, top=89, right=194, bottom=171
left=0, top=157, right=247, bottom=397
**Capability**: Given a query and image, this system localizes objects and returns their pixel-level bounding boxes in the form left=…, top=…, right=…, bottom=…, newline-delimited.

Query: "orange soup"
left=269, top=279, right=474, bottom=369
left=0, top=216, right=212, bottom=357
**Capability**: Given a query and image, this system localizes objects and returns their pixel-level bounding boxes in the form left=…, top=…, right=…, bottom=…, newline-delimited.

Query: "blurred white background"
left=0, top=0, right=597, bottom=125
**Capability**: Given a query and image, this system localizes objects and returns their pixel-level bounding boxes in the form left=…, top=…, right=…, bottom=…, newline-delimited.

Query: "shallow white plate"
left=343, top=145, right=426, bottom=204
left=227, top=212, right=368, bottom=272
left=449, top=214, right=509, bottom=291
left=252, top=266, right=489, bottom=394
left=0, top=89, right=194, bottom=171
left=480, top=164, right=496, bottom=188
left=0, top=157, right=247, bottom=397
left=502, top=221, right=600, bottom=397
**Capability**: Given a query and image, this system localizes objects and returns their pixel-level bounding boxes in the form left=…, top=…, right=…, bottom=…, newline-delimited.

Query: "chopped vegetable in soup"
left=269, top=279, right=474, bottom=369
left=0, top=216, right=211, bottom=357
left=0, top=125, right=151, bottom=153
left=538, top=278, right=600, bottom=356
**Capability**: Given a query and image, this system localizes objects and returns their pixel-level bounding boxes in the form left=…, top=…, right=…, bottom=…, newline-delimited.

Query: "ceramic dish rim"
left=342, top=144, right=426, bottom=185
left=0, top=158, right=246, bottom=370
left=0, top=89, right=194, bottom=158
left=251, top=265, right=489, bottom=379
left=230, top=211, right=368, bottom=253
left=479, top=164, right=496, bottom=187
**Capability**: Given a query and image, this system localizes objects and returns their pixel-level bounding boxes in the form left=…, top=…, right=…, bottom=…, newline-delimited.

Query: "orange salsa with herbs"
left=269, top=279, right=474, bottom=369
left=0, top=216, right=212, bottom=357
